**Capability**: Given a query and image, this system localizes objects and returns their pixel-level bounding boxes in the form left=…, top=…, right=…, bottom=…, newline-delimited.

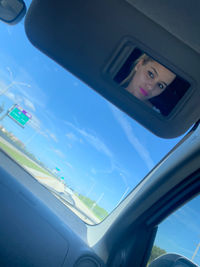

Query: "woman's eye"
left=148, top=71, right=154, bottom=79
left=158, top=83, right=164, bottom=89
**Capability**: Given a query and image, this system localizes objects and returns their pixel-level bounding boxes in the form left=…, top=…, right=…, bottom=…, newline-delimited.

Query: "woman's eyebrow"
left=162, top=81, right=168, bottom=87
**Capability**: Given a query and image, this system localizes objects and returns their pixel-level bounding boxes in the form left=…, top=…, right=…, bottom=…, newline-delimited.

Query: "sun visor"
left=25, top=0, right=200, bottom=138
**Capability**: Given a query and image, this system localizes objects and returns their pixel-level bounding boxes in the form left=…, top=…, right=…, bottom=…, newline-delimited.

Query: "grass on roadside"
left=78, top=194, right=108, bottom=221
left=0, top=141, right=51, bottom=176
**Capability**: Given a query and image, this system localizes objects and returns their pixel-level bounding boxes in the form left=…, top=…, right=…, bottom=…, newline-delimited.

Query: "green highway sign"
left=8, top=105, right=32, bottom=128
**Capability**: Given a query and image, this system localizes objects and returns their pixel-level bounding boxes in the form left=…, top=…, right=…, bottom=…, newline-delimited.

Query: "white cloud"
left=2, top=66, right=47, bottom=110
left=64, top=120, right=129, bottom=188
left=25, top=114, right=56, bottom=142
left=28, top=114, right=41, bottom=132
left=0, top=80, right=35, bottom=113
left=49, top=133, right=58, bottom=143
left=23, top=98, right=36, bottom=111
left=65, top=161, right=73, bottom=169
left=4, top=91, right=15, bottom=101
left=0, top=65, right=47, bottom=114
left=109, top=104, right=154, bottom=170
left=79, top=128, right=113, bottom=158
left=5, top=91, right=22, bottom=103
left=39, top=130, right=49, bottom=138
left=64, top=121, right=113, bottom=158
left=52, top=148, right=65, bottom=158
left=66, top=132, right=79, bottom=142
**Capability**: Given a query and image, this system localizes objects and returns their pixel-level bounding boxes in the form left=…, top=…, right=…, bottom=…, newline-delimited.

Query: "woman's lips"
left=140, top=88, right=148, bottom=96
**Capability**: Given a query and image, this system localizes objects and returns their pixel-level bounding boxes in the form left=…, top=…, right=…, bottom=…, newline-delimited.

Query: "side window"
left=149, top=195, right=200, bottom=266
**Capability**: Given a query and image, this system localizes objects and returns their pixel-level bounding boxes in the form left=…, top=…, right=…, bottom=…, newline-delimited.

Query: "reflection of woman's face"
left=126, top=59, right=176, bottom=101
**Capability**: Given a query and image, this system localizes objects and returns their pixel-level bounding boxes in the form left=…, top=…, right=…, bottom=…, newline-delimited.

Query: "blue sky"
left=0, top=20, right=181, bottom=212
left=155, top=196, right=200, bottom=265
left=0, top=7, right=199, bottom=264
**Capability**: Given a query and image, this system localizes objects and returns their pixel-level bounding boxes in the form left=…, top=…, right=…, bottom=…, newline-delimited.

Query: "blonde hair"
left=120, top=54, right=153, bottom=87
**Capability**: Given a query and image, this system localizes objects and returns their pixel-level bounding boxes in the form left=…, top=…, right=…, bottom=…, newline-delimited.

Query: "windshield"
left=0, top=6, right=184, bottom=224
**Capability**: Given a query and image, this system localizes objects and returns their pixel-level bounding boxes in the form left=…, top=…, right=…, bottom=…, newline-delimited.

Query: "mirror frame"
left=103, top=44, right=192, bottom=118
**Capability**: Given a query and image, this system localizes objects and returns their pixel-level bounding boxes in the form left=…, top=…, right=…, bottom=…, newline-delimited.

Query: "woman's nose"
left=146, top=82, right=155, bottom=91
